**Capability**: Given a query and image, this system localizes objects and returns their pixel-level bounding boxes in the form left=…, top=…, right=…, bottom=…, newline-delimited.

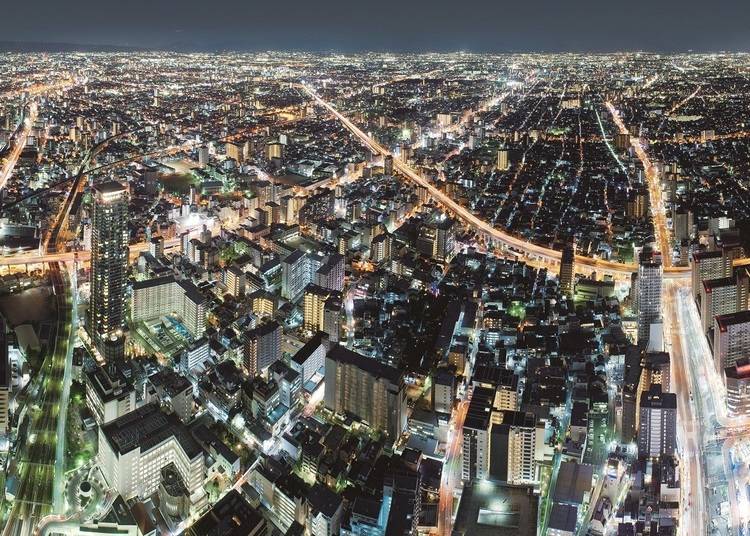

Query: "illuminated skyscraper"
left=637, top=384, right=677, bottom=458
left=559, top=244, right=575, bottom=299
left=243, top=321, right=282, bottom=377
left=496, top=147, right=509, bottom=171
left=88, top=181, right=129, bottom=348
left=0, top=318, right=8, bottom=438
left=635, top=248, right=662, bottom=349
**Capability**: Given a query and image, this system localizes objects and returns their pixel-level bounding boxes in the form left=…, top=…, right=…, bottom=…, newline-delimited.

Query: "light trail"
left=664, top=279, right=706, bottom=534
left=605, top=101, right=672, bottom=267
left=438, top=399, right=468, bottom=535
left=0, top=103, right=38, bottom=192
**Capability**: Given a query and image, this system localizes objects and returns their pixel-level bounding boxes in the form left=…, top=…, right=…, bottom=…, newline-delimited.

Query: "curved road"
left=301, top=84, right=689, bottom=280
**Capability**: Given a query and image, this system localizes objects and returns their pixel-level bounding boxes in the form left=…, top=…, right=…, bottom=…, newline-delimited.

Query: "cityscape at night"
left=1, top=3, right=750, bottom=536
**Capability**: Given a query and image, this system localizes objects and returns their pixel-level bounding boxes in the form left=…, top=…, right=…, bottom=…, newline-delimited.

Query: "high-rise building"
left=149, top=369, right=193, bottom=423
left=324, top=345, right=406, bottom=442
left=291, top=331, right=329, bottom=386
left=673, top=210, right=694, bottom=242
left=197, top=146, right=209, bottom=167
left=691, top=250, right=724, bottom=301
left=250, top=289, right=277, bottom=318
left=303, top=284, right=342, bottom=341
left=85, top=361, right=136, bottom=425
left=323, top=296, right=342, bottom=343
left=559, top=244, right=575, bottom=299
left=639, top=351, right=671, bottom=397
left=489, top=410, right=538, bottom=486
left=314, top=253, right=345, bottom=292
left=636, top=248, right=662, bottom=349
left=0, top=318, right=8, bottom=438
left=299, top=189, right=335, bottom=224
left=419, top=217, right=455, bottom=263
left=637, top=384, right=677, bottom=458
left=433, top=217, right=456, bottom=263
left=725, top=358, right=750, bottom=417
left=303, top=284, right=331, bottom=333
left=149, top=236, right=164, bottom=258
left=265, top=141, right=283, bottom=161
left=224, top=265, right=246, bottom=297
left=88, top=181, right=129, bottom=347
left=243, top=321, right=282, bottom=377
left=432, top=368, right=456, bottom=414
left=737, top=266, right=750, bottom=311
left=281, top=250, right=311, bottom=302
left=614, top=132, right=631, bottom=151
left=462, top=387, right=494, bottom=481
left=182, top=337, right=210, bottom=374
left=700, top=277, right=740, bottom=333
left=713, top=310, right=750, bottom=373
left=370, top=233, right=392, bottom=264
left=620, top=346, right=642, bottom=443
left=383, top=155, right=394, bottom=176
left=496, top=147, right=509, bottom=171
left=131, top=276, right=207, bottom=337
left=225, top=142, right=243, bottom=163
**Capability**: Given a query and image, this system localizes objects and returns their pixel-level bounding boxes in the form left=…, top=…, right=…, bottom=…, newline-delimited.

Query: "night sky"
left=6, top=0, right=750, bottom=52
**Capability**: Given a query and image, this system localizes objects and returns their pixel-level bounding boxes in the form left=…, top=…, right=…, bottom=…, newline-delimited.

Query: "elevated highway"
left=301, top=83, right=689, bottom=281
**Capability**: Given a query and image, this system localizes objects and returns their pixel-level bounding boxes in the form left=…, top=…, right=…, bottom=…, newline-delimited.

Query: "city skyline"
left=1, top=45, right=750, bottom=536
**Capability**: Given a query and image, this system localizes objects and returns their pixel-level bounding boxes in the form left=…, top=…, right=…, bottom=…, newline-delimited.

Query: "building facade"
left=88, top=182, right=129, bottom=346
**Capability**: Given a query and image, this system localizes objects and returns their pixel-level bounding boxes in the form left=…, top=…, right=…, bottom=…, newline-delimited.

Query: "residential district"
left=0, top=52, right=749, bottom=536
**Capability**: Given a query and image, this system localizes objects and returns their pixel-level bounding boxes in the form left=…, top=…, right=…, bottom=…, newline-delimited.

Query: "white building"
left=635, top=249, right=662, bottom=349
left=281, top=250, right=311, bottom=302
left=85, top=362, right=136, bottom=425
left=291, top=332, right=329, bottom=386
left=131, top=275, right=207, bottom=337
left=98, top=404, right=206, bottom=510
left=308, top=483, right=343, bottom=536
left=182, top=337, right=210, bottom=373
left=489, top=410, right=538, bottom=486
left=714, top=310, right=750, bottom=372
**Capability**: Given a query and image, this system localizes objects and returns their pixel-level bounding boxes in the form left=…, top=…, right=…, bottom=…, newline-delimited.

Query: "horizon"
left=4, top=0, right=750, bottom=53
left=4, top=41, right=750, bottom=55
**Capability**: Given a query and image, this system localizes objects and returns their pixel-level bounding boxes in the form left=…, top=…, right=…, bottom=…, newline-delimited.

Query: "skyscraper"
left=0, top=318, right=8, bottom=439
left=88, top=181, right=129, bottom=348
left=383, top=155, right=394, bottom=176
left=303, top=284, right=333, bottom=333
left=489, top=410, right=538, bottom=486
left=324, top=345, right=406, bottom=442
left=496, top=147, right=509, bottom=171
left=462, top=386, right=494, bottom=482
left=713, top=310, right=750, bottom=373
left=636, top=248, right=662, bottom=349
left=700, top=276, right=740, bottom=334
left=243, top=321, right=282, bottom=377
left=637, top=384, right=677, bottom=458
left=559, top=244, right=575, bottom=299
